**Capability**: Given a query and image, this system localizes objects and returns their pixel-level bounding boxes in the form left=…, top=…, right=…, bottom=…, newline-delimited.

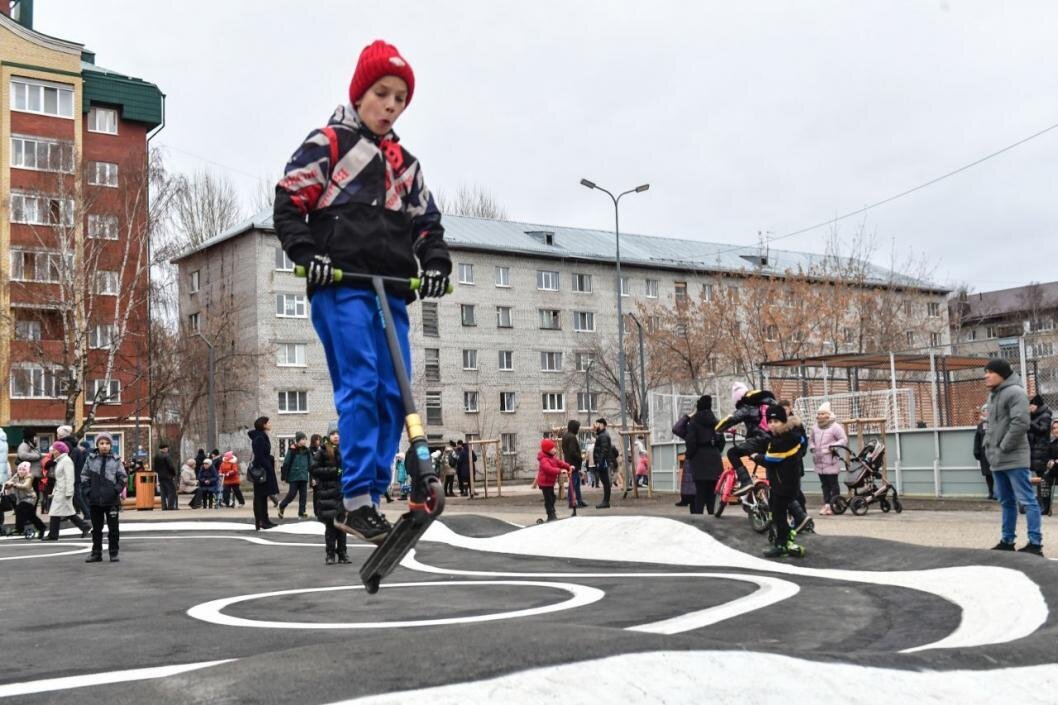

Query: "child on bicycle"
left=715, top=383, right=777, bottom=495
left=274, top=40, right=450, bottom=544
left=754, top=404, right=809, bottom=558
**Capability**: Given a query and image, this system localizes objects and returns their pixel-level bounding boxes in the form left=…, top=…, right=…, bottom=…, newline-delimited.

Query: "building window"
left=461, top=304, right=477, bottom=326
left=87, top=214, right=119, bottom=240
left=188, top=312, right=200, bottom=332
left=422, top=301, right=439, bottom=337
left=495, top=266, right=510, bottom=287
left=458, top=263, right=475, bottom=285
left=277, top=343, right=306, bottom=367
left=537, top=270, right=559, bottom=291
left=464, top=391, right=479, bottom=413
left=276, top=436, right=296, bottom=454
left=930, top=332, right=941, bottom=347
left=501, top=433, right=517, bottom=455
left=9, top=365, right=62, bottom=399
left=10, top=192, right=75, bottom=227
left=1030, top=318, right=1055, bottom=333
left=277, top=390, right=308, bottom=413
left=500, top=391, right=517, bottom=413
left=10, top=78, right=75, bottom=118
left=88, top=378, right=121, bottom=405
left=577, top=392, right=599, bottom=412
left=906, top=331, right=915, bottom=347
left=986, top=325, right=998, bottom=339
left=496, top=306, right=513, bottom=328
left=276, top=293, right=307, bottom=318
left=927, top=302, right=941, bottom=318
left=645, top=279, right=659, bottom=298
left=9, top=250, right=71, bottom=283
left=462, top=349, right=478, bottom=370
left=89, top=324, right=117, bottom=350
left=96, top=271, right=120, bottom=295
left=540, top=351, right=563, bottom=372
left=674, top=281, right=688, bottom=301
left=10, top=135, right=74, bottom=173
left=498, top=350, right=513, bottom=371
left=87, top=106, right=119, bottom=134
left=424, top=348, right=441, bottom=383
left=620, top=276, right=630, bottom=297
left=904, top=301, right=914, bottom=317
left=15, top=319, right=42, bottom=341
left=88, top=161, right=119, bottom=188
left=189, top=270, right=201, bottom=293
left=541, top=392, right=565, bottom=413
left=968, top=328, right=978, bottom=342
left=765, top=324, right=778, bottom=341
left=702, top=283, right=715, bottom=302
left=572, top=273, right=592, bottom=293
left=425, top=391, right=443, bottom=425
left=575, top=352, right=594, bottom=371
left=538, top=308, right=561, bottom=330
left=1033, top=342, right=1055, bottom=358
left=274, top=248, right=294, bottom=271
left=573, top=311, right=595, bottom=332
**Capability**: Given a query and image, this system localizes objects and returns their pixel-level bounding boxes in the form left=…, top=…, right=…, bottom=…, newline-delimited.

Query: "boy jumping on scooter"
left=274, top=40, right=450, bottom=544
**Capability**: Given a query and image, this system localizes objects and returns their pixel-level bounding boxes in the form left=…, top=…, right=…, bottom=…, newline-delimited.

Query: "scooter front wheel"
left=423, top=476, right=445, bottom=517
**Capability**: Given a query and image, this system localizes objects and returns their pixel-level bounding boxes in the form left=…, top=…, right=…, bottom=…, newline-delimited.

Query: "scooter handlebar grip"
left=292, top=265, right=342, bottom=282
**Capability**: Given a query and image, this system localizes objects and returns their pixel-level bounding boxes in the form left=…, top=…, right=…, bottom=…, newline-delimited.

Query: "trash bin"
left=135, top=472, right=157, bottom=511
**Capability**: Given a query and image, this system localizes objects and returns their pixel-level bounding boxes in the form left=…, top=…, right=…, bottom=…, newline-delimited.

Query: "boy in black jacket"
left=311, top=425, right=349, bottom=565
left=755, top=405, right=808, bottom=558
left=274, top=40, right=450, bottom=545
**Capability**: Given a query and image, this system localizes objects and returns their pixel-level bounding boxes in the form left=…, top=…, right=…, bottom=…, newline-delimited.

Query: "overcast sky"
left=35, top=0, right=1058, bottom=291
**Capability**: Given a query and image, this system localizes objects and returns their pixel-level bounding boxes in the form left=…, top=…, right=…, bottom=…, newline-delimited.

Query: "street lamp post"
left=579, top=178, right=649, bottom=437
left=195, top=332, right=217, bottom=454
left=627, top=312, right=647, bottom=425
left=584, top=358, right=595, bottom=428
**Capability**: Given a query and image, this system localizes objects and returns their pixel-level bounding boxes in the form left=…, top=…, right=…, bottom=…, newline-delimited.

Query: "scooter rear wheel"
left=423, top=477, right=445, bottom=517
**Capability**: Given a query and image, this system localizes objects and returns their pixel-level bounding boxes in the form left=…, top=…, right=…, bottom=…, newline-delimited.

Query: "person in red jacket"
left=219, top=451, right=244, bottom=508
left=537, top=439, right=571, bottom=523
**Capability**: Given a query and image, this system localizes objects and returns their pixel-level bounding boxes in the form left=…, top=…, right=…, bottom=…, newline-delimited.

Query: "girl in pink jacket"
left=809, top=402, right=848, bottom=514
left=537, top=439, right=571, bottom=522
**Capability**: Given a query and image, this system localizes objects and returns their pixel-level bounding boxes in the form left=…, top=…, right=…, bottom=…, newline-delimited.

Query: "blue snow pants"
left=310, top=287, right=411, bottom=505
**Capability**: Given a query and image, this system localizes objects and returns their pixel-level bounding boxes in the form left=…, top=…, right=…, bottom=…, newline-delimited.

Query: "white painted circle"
left=186, top=580, right=604, bottom=629
left=0, top=542, right=90, bottom=561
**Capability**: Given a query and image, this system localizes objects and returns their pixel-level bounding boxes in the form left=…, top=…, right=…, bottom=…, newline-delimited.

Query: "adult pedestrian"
left=592, top=418, right=614, bottom=509
left=194, top=448, right=206, bottom=475
left=153, top=442, right=179, bottom=510
left=561, top=420, right=587, bottom=509
left=585, top=436, right=598, bottom=488
left=973, top=404, right=994, bottom=500
left=809, top=402, right=848, bottom=514
left=442, top=440, right=457, bottom=497
left=220, top=451, right=244, bottom=507
left=456, top=440, right=476, bottom=497
left=311, top=424, right=349, bottom=564
left=179, top=458, right=198, bottom=495
left=42, top=442, right=90, bottom=540
left=983, top=359, right=1043, bottom=555
left=16, top=430, right=42, bottom=507
left=196, top=458, right=218, bottom=509
left=55, top=426, right=89, bottom=521
left=1046, top=420, right=1058, bottom=517
left=1028, top=394, right=1053, bottom=514
left=684, top=395, right=725, bottom=515
left=81, top=433, right=127, bottom=562
left=278, top=432, right=311, bottom=519
left=671, top=412, right=696, bottom=507
left=248, top=417, right=278, bottom=530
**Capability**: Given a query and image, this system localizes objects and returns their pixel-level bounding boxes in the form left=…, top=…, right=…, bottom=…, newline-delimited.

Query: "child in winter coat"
left=755, top=405, right=808, bottom=559
left=196, top=459, right=218, bottom=509
left=809, top=402, right=847, bottom=514
left=219, top=452, right=244, bottom=507
left=311, top=425, right=348, bottom=565
left=274, top=40, right=450, bottom=545
left=536, top=439, right=571, bottom=522
left=4, top=462, right=44, bottom=539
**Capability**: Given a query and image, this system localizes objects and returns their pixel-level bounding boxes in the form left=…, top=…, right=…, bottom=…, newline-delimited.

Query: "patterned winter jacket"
left=273, top=104, right=450, bottom=301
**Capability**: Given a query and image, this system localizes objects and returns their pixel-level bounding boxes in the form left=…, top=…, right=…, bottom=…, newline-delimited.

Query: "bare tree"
left=165, top=169, right=244, bottom=253
left=435, top=183, right=508, bottom=220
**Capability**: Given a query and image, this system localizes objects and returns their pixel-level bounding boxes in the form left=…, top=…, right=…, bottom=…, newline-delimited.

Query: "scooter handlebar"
left=293, top=265, right=454, bottom=293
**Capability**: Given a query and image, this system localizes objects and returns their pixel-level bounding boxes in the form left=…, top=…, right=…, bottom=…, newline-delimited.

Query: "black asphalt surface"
left=1, top=513, right=1056, bottom=704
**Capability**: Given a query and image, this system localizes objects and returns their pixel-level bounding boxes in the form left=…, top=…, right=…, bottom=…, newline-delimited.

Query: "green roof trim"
left=81, top=67, right=163, bottom=128
left=1, top=60, right=80, bottom=78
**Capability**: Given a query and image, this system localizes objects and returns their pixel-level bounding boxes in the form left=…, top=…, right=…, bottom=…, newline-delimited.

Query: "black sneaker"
left=762, top=544, right=787, bottom=558
left=85, top=554, right=102, bottom=563
left=1017, top=543, right=1044, bottom=556
left=333, top=505, right=392, bottom=545
left=595, top=503, right=610, bottom=509
left=109, top=555, right=119, bottom=563
left=337, top=555, right=352, bottom=564
left=991, top=541, right=1015, bottom=551
left=325, top=555, right=336, bottom=565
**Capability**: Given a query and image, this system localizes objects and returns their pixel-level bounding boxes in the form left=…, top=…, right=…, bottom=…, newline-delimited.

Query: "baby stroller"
left=829, top=441, right=902, bottom=516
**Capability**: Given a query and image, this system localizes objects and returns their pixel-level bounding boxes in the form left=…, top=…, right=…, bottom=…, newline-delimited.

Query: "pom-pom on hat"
left=765, top=404, right=788, bottom=423
left=349, top=40, right=415, bottom=108
left=540, top=438, right=556, bottom=454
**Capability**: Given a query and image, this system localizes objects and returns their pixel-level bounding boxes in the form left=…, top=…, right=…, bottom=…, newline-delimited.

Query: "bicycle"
left=714, top=453, right=773, bottom=538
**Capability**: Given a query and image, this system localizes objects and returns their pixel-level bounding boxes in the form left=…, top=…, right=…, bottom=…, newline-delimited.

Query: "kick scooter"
left=295, top=265, right=451, bottom=593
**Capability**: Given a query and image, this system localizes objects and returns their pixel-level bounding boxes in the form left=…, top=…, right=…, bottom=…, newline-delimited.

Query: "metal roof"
left=170, top=209, right=943, bottom=291
left=952, top=281, right=1058, bottom=322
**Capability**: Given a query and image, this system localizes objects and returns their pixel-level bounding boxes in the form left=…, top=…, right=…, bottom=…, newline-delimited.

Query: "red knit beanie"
left=348, top=40, right=415, bottom=107
left=540, top=438, right=556, bottom=454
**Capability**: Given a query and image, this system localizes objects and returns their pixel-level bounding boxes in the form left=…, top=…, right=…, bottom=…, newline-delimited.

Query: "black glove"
left=305, top=254, right=334, bottom=286
left=418, top=269, right=449, bottom=299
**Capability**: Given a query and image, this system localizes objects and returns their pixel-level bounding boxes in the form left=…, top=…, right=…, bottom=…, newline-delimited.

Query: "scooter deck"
left=359, top=511, right=433, bottom=594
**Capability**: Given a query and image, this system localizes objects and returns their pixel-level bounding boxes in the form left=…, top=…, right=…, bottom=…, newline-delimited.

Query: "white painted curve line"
left=416, top=516, right=1049, bottom=652
left=120, top=534, right=367, bottom=548
left=186, top=580, right=604, bottom=630
left=0, top=543, right=90, bottom=560
left=324, top=650, right=1058, bottom=705
left=401, top=550, right=800, bottom=634
left=0, top=659, right=235, bottom=699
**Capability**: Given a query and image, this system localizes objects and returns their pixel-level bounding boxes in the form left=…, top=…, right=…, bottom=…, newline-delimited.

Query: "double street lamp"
left=579, top=179, right=649, bottom=433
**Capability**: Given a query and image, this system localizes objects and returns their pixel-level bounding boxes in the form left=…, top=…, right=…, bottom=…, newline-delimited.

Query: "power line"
left=155, top=142, right=265, bottom=183
left=714, top=119, right=1058, bottom=257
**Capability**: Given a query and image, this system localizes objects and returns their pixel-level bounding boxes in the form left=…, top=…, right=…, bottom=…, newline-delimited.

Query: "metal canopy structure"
left=762, top=352, right=994, bottom=373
